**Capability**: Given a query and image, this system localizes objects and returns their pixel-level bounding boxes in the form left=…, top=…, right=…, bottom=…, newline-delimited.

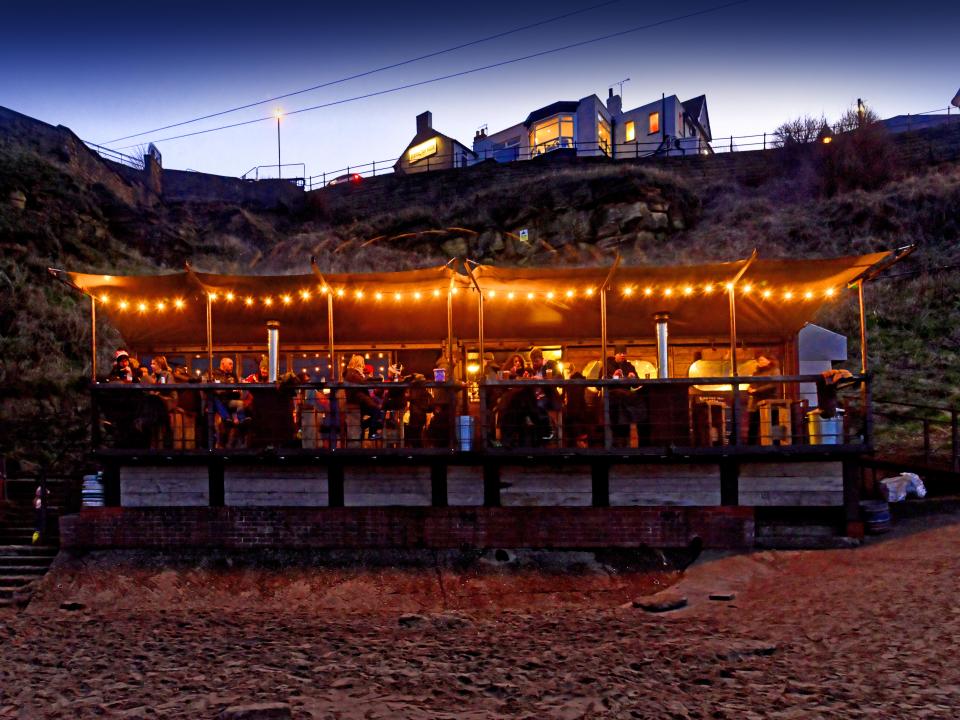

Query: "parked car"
left=326, top=173, right=363, bottom=187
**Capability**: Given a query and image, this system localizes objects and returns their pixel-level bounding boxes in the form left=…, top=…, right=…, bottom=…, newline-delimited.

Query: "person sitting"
left=344, top=354, right=383, bottom=440
left=528, top=348, right=560, bottom=442
left=209, top=357, right=245, bottom=447
left=746, top=353, right=781, bottom=444
left=504, top=353, right=527, bottom=379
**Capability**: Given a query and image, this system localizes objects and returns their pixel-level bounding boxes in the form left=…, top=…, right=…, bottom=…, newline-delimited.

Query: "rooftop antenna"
left=612, top=78, right=631, bottom=98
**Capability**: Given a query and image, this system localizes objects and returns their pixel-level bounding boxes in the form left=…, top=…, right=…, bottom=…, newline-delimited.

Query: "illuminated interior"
left=648, top=111, right=660, bottom=135
left=530, top=114, right=574, bottom=154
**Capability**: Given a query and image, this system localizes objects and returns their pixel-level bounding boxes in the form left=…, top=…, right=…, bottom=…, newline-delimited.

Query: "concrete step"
left=0, top=565, right=48, bottom=575
left=756, top=524, right=838, bottom=538
left=0, top=545, right=58, bottom=556
left=0, top=576, right=35, bottom=588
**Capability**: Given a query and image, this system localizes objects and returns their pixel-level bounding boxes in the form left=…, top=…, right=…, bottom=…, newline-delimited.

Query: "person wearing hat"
left=108, top=349, right=134, bottom=383
left=606, top=344, right=638, bottom=380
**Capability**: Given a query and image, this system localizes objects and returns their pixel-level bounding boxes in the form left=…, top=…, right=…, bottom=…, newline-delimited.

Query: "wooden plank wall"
left=609, top=464, right=722, bottom=506
left=343, top=466, right=432, bottom=506
left=738, top=461, right=843, bottom=506
left=120, top=466, right=209, bottom=507
left=500, top=464, right=593, bottom=507
left=224, top=466, right=328, bottom=507
left=447, top=466, right=484, bottom=506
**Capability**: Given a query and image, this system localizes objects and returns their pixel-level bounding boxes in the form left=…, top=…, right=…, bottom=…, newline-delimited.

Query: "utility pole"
left=275, top=108, right=283, bottom=179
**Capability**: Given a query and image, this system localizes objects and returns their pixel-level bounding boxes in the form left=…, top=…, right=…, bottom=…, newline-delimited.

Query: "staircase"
left=0, top=478, right=72, bottom=608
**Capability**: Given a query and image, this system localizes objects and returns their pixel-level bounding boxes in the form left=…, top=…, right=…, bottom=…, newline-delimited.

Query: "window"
left=529, top=114, right=575, bottom=154
left=597, top=114, right=611, bottom=155
left=648, top=112, right=660, bottom=135
left=625, top=120, right=636, bottom=142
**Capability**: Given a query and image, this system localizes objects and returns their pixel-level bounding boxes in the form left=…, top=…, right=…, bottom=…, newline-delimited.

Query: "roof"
left=523, top=101, right=580, bottom=128
left=50, top=251, right=901, bottom=350
left=681, top=95, right=711, bottom=141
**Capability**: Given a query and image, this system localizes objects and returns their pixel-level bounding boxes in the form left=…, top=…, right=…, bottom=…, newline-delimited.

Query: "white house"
left=472, top=90, right=713, bottom=163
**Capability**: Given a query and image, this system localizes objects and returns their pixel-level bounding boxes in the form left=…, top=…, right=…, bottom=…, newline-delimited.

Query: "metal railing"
left=89, top=375, right=868, bottom=455
left=84, top=142, right=145, bottom=171
left=872, top=397, right=960, bottom=471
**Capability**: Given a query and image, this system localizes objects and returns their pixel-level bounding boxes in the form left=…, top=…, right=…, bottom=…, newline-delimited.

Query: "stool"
left=170, top=409, right=196, bottom=450
left=693, top=399, right=727, bottom=447
left=758, top=399, right=792, bottom=446
left=383, top=409, right=406, bottom=447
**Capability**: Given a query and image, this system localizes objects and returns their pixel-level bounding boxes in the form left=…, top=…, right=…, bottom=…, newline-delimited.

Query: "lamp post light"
left=274, top=108, right=282, bottom=179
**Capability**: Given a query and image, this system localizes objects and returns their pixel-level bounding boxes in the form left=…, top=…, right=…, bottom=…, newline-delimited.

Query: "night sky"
left=3, top=1, right=957, bottom=179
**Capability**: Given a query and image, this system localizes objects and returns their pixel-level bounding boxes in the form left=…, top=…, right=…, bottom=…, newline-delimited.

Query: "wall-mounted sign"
left=407, top=137, right=439, bottom=163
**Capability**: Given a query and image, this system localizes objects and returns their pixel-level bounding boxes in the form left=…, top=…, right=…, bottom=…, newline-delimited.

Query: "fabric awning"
left=49, top=250, right=896, bottom=350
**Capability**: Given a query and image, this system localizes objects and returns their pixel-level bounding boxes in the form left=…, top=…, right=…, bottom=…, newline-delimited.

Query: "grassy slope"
left=1, top=127, right=958, bottom=472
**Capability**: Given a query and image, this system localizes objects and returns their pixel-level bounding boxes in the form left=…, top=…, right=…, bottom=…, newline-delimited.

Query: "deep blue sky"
left=3, top=1, right=957, bottom=179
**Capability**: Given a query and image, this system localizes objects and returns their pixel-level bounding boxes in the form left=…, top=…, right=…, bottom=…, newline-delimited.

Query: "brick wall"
left=60, top=506, right=755, bottom=550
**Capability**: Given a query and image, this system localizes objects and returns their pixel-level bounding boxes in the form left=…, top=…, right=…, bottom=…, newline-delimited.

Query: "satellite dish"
left=952, top=88, right=960, bottom=109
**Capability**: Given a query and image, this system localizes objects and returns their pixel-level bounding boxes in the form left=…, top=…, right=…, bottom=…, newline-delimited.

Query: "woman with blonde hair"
left=344, top=354, right=383, bottom=439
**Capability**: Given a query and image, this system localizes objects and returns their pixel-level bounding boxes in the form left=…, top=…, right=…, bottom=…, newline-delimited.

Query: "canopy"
left=50, top=250, right=897, bottom=351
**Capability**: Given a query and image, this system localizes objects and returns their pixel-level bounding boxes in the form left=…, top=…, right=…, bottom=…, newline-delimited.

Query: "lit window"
left=597, top=114, right=611, bottom=155
left=529, top=114, right=575, bottom=154
left=625, top=120, right=635, bottom=142
left=649, top=112, right=660, bottom=134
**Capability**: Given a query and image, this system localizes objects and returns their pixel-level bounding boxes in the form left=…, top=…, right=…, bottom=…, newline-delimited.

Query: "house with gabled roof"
left=394, top=111, right=477, bottom=175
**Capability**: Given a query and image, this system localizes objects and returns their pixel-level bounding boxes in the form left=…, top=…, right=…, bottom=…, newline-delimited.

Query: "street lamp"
left=274, top=108, right=282, bottom=179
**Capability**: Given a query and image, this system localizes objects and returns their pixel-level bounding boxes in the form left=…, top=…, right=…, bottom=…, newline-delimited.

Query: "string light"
left=394, top=292, right=402, bottom=301
left=118, top=300, right=129, bottom=310
left=155, top=301, right=166, bottom=311
left=174, top=298, right=184, bottom=309
left=355, top=289, right=364, bottom=299
left=99, top=294, right=109, bottom=304
left=264, top=297, right=273, bottom=306
left=623, top=287, right=634, bottom=296
left=704, top=283, right=714, bottom=294
left=432, top=289, right=440, bottom=298
left=585, top=288, right=595, bottom=297
left=375, top=291, right=383, bottom=301
left=413, top=291, right=422, bottom=300
left=336, top=288, right=345, bottom=297
left=825, top=287, right=836, bottom=298
left=644, top=287, right=653, bottom=296
left=784, top=291, right=794, bottom=300
left=546, top=291, right=555, bottom=299
left=526, top=292, right=534, bottom=300
left=724, top=282, right=734, bottom=291
left=137, top=301, right=147, bottom=312
left=450, top=287, right=459, bottom=295
left=208, top=292, right=217, bottom=301
left=742, top=284, right=752, bottom=294
left=507, top=292, right=515, bottom=300
left=803, top=290, right=813, bottom=300
left=489, top=290, right=497, bottom=298
left=225, top=292, right=235, bottom=302
left=664, top=288, right=673, bottom=297
left=762, top=289, right=772, bottom=299
left=244, top=297, right=253, bottom=306
left=683, top=286, right=694, bottom=296
left=565, top=289, right=574, bottom=298
left=299, top=289, right=311, bottom=300
left=281, top=294, right=292, bottom=304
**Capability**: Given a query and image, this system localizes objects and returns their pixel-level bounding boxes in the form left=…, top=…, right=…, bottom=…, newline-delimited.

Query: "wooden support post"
left=431, top=464, right=448, bottom=507
left=90, top=295, right=97, bottom=382
left=720, top=459, right=739, bottom=506
left=327, top=291, right=337, bottom=381
left=842, top=458, right=863, bottom=539
left=478, top=383, right=488, bottom=451
left=206, top=293, right=213, bottom=381
left=208, top=460, right=225, bottom=507
left=602, top=387, right=613, bottom=450
left=591, top=461, right=609, bottom=507
left=327, top=464, right=344, bottom=507
left=483, top=464, right=500, bottom=507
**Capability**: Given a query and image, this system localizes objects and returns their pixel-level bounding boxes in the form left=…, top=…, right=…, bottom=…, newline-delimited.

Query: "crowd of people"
left=99, top=345, right=792, bottom=450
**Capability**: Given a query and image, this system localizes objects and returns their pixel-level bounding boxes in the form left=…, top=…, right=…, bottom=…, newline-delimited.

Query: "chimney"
left=416, top=111, right=433, bottom=134
left=606, top=92, right=622, bottom=117
left=655, top=312, right=670, bottom=378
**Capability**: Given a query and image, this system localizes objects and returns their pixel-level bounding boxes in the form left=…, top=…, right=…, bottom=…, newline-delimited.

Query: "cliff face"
left=1, top=105, right=959, bottom=472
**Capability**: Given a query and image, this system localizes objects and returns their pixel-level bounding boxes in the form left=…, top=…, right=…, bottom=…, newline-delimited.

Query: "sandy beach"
left=2, top=509, right=958, bottom=719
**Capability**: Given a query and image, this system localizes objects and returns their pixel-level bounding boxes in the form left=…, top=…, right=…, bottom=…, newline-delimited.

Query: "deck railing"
left=89, top=375, right=869, bottom=457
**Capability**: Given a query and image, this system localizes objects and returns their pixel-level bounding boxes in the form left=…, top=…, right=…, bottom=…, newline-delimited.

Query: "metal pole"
left=277, top=116, right=281, bottom=179
left=858, top=280, right=868, bottom=374
left=600, top=288, right=608, bottom=378
left=206, top=294, right=214, bottom=380
left=447, top=283, right=454, bottom=371
left=728, top=285, right=738, bottom=377
left=327, top=292, right=336, bottom=381
left=90, top=295, right=97, bottom=382
left=477, top=289, right=485, bottom=375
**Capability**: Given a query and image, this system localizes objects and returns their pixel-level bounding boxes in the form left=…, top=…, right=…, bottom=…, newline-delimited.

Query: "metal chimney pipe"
left=655, top=312, right=670, bottom=378
left=266, top=320, right=280, bottom=382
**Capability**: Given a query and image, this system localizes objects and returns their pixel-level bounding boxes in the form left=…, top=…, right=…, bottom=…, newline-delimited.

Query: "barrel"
left=456, top=415, right=474, bottom=452
left=81, top=473, right=105, bottom=508
left=860, top=499, right=891, bottom=534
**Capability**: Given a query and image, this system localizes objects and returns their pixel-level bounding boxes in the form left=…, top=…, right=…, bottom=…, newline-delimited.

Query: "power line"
left=102, top=0, right=623, bottom=146
left=115, top=0, right=750, bottom=150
